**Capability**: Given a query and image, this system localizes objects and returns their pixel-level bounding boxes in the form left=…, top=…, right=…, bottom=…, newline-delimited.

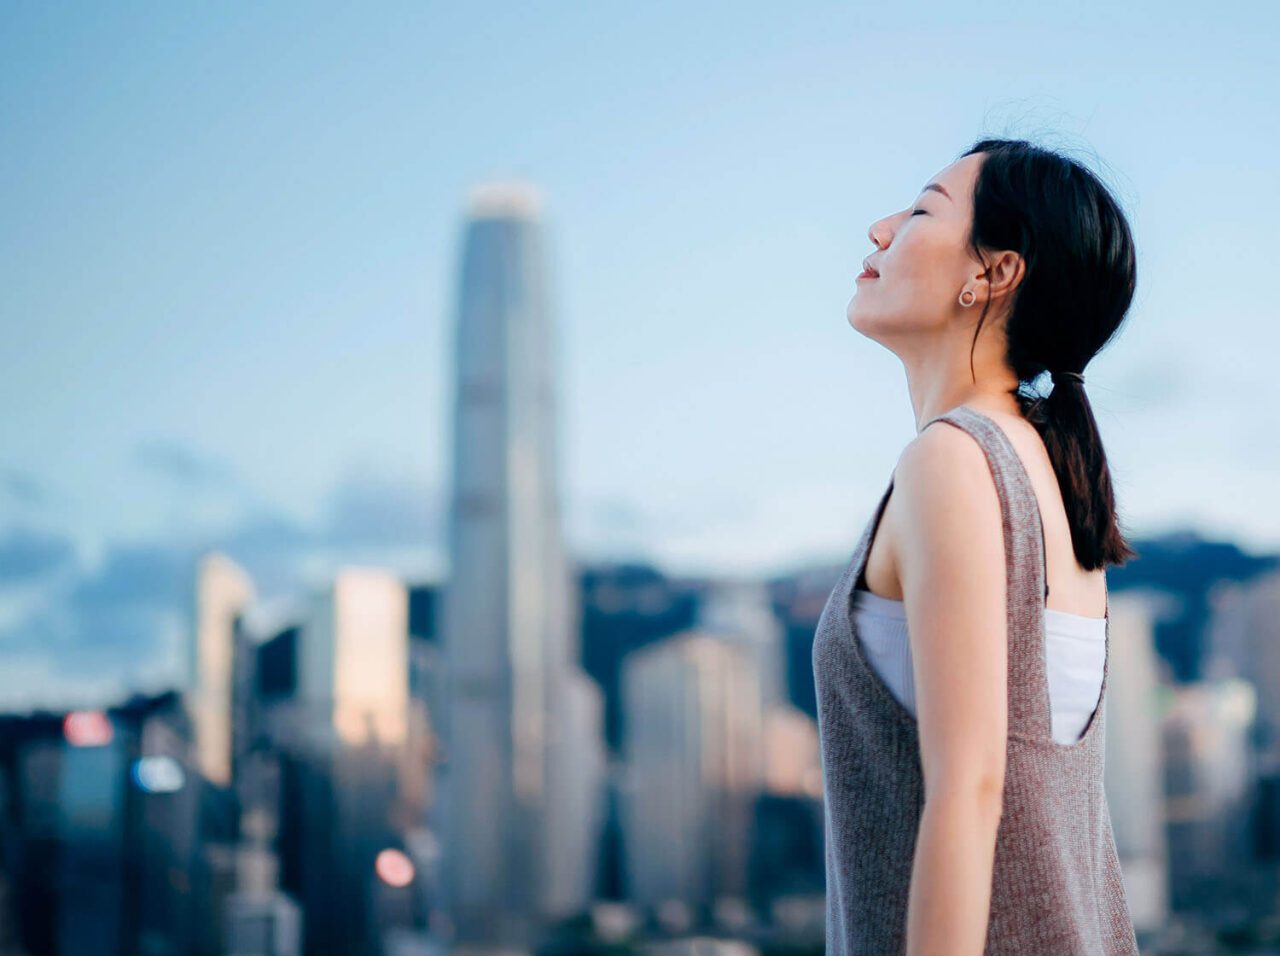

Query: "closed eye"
left=911, top=208, right=927, bottom=216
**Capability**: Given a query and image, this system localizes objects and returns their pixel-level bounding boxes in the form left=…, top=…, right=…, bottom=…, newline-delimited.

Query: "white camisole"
left=850, top=586, right=1107, bottom=745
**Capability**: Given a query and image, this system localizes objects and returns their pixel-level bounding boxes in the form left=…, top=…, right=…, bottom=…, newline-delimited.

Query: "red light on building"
left=63, top=710, right=114, bottom=747
left=374, top=848, right=414, bottom=888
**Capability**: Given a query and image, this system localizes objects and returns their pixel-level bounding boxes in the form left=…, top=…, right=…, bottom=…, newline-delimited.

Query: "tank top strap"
left=921, top=404, right=1053, bottom=740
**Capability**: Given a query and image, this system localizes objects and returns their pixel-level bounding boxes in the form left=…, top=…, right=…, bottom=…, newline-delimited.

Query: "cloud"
left=0, top=468, right=53, bottom=507
left=134, top=438, right=237, bottom=490
left=0, top=540, right=196, bottom=678
left=223, top=509, right=317, bottom=553
left=212, top=471, right=442, bottom=595
left=69, top=541, right=198, bottom=615
left=324, top=470, right=441, bottom=548
left=0, top=526, right=77, bottom=580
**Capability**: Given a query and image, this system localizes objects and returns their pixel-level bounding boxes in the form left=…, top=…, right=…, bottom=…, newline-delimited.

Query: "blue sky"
left=1, top=1, right=1277, bottom=707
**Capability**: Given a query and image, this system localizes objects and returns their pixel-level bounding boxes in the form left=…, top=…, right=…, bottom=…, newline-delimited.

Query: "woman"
left=812, top=137, right=1141, bottom=954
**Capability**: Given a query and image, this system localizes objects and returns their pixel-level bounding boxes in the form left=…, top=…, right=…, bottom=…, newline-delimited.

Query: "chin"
left=847, top=302, right=892, bottom=341
left=846, top=298, right=867, bottom=330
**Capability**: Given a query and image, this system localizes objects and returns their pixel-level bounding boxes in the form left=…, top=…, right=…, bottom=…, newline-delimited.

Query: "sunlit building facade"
left=190, top=552, right=255, bottom=787
left=299, top=567, right=410, bottom=750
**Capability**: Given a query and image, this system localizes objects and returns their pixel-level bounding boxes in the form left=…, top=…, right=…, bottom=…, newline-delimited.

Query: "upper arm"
left=893, top=422, right=1008, bottom=804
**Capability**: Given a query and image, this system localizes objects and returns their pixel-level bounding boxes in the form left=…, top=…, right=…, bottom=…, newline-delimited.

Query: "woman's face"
left=847, top=152, right=987, bottom=337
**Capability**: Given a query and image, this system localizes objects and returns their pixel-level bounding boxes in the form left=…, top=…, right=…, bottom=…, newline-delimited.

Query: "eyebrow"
left=922, top=182, right=952, bottom=201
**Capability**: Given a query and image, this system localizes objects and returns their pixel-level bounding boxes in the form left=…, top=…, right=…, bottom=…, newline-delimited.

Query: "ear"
left=980, top=250, right=1025, bottom=304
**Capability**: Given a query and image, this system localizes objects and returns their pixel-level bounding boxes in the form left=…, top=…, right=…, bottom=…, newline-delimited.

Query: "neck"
left=901, top=343, right=1022, bottom=432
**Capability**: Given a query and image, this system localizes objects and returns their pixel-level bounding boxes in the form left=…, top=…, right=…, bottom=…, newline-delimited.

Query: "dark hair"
left=958, top=137, right=1138, bottom=570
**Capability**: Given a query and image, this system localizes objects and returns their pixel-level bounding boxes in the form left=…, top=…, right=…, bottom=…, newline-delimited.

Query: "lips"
left=856, top=269, right=878, bottom=280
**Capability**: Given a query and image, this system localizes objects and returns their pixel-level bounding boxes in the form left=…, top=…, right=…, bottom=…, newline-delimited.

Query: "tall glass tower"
left=438, top=183, right=604, bottom=949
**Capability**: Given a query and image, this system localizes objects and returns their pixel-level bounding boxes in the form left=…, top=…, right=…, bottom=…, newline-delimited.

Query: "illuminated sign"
left=132, top=756, right=186, bottom=794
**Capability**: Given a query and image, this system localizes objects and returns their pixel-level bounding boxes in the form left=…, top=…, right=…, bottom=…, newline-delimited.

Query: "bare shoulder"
left=884, top=416, right=1008, bottom=599
left=892, top=416, right=999, bottom=523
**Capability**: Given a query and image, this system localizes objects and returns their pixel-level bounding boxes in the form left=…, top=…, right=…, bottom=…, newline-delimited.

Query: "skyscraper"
left=190, top=552, right=254, bottom=787
left=696, top=577, right=787, bottom=711
left=438, top=182, right=603, bottom=948
left=298, top=566, right=410, bottom=750
left=57, top=712, right=127, bottom=955
left=621, top=633, right=764, bottom=919
left=294, top=567, right=411, bottom=953
left=1102, top=593, right=1169, bottom=939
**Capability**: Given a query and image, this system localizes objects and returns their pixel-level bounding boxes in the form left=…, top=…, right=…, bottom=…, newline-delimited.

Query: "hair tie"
left=1051, top=369, right=1085, bottom=386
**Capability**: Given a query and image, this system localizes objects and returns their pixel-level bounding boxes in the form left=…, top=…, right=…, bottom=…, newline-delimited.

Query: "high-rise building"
left=224, top=751, right=302, bottom=956
left=190, top=552, right=255, bottom=787
left=1201, top=569, right=1280, bottom=926
left=696, top=578, right=787, bottom=711
left=543, top=668, right=606, bottom=916
left=1102, top=592, right=1170, bottom=941
left=620, top=633, right=764, bottom=921
left=271, top=567, right=412, bottom=954
left=57, top=712, right=127, bottom=955
left=1162, top=678, right=1255, bottom=914
left=298, top=567, right=409, bottom=751
left=1206, top=566, right=1280, bottom=773
left=438, top=182, right=604, bottom=947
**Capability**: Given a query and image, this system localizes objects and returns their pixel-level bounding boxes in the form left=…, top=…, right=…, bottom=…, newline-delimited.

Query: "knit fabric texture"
left=812, top=405, right=1139, bottom=954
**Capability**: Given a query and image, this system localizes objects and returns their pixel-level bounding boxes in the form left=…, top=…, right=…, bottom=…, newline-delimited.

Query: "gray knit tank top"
left=812, top=404, right=1139, bottom=954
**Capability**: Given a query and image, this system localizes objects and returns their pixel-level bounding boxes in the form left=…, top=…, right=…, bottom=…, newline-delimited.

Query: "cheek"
left=892, top=231, right=964, bottom=296
left=892, top=229, right=948, bottom=275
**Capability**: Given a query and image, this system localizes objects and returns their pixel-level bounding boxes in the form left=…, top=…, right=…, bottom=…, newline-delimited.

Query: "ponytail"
left=1017, top=377, right=1137, bottom=570
left=959, top=137, right=1140, bottom=571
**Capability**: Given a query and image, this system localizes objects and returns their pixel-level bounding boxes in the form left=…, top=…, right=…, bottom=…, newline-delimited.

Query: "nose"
left=868, top=219, right=889, bottom=251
